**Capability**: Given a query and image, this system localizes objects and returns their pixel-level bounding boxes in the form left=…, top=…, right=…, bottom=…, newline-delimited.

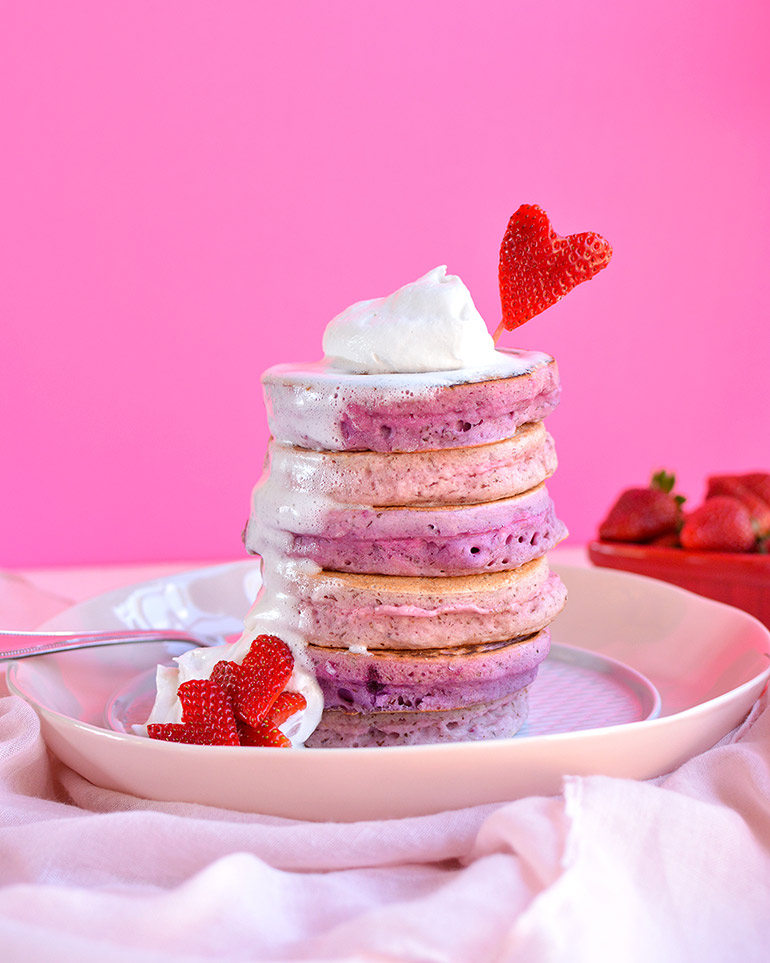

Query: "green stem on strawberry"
left=650, top=469, right=677, bottom=494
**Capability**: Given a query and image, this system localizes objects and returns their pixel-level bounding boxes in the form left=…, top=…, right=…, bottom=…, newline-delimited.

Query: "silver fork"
left=0, top=628, right=213, bottom=660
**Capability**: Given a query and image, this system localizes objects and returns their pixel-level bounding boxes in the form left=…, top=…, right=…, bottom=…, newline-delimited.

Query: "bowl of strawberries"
left=589, top=471, right=770, bottom=629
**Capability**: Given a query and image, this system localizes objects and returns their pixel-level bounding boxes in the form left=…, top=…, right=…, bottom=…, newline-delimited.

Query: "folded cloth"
left=1, top=568, right=769, bottom=961
left=1, top=691, right=769, bottom=962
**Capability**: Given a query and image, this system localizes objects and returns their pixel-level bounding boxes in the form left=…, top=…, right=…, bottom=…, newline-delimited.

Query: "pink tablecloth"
left=1, top=561, right=770, bottom=962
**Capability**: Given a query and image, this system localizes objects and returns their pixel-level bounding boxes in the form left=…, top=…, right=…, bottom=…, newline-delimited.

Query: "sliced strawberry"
left=146, top=635, right=300, bottom=748
left=147, top=722, right=212, bottom=745
left=680, top=496, right=757, bottom=552
left=497, top=204, right=612, bottom=334
left=268, top=691, right=307, bottom=727
left=210, top=659, right=240, bottom=699
left=177, top=679, right=240, bottom=746
left=238, top=720, right=292, bottom=748
left=237, top=635, right=295, bottom=726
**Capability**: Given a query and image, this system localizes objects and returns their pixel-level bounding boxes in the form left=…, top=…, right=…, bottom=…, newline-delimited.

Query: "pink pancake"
left=260, top=484, right=567, bottom=577
left=266, top=422, right=557, bottom=507
left=307, top=628, right=550, bottom=714
left=292, top=557, right=566, bottom=649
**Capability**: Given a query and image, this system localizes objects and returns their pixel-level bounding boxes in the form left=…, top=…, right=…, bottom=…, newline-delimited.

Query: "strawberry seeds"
left=496, top=204, right=612, bottom=339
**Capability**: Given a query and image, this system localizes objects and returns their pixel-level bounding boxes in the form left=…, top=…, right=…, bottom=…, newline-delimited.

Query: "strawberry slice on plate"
left=147, top=678, right=240, bottom=746
left=238, top=720, right=292, bottom=748
left=268, top=691, right=307, bottom=727
left=148, top=634, right=302, bottom=748
left=237, top=634, right=295, bottom=726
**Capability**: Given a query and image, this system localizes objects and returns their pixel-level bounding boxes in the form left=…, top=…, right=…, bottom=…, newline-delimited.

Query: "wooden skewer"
left=493, top=319, right=506, bottom=344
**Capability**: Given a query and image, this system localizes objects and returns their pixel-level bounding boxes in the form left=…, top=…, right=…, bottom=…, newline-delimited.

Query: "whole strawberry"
left=497, top=204, right=612, bottom=335
left=743, top=473, right=770, bottom=506
left=599, top=470, right=684, bottom=543
left=706, top=473, right=770, bottom=536
left=680, top=496, right=757, bottom=552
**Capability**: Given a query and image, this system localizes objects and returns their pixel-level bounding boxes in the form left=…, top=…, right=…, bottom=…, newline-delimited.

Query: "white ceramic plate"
left=8, top=561, right=770, bottom=821
left=103, top=641, right=662, bottom=739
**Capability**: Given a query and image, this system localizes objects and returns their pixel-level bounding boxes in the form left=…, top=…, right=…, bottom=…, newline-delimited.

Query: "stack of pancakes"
left=244, top=348, right=567, bottom=747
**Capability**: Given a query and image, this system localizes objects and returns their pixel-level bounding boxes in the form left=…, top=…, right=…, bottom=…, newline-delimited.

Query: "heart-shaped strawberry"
left=238, top=634, right=295, bottom=726
left=497, top=204, right=612, bottom=335
left=237, top=720, right=292, bottom=748
left=172, top=678, right=241, bottom=745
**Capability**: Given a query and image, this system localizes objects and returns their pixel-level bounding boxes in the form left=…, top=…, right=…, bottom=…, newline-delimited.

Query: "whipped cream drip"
left=322, top=266, right=499, bottom=373
left=142, top=559, right=324, bottom=748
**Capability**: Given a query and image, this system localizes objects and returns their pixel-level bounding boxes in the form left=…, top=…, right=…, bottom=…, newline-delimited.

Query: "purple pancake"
left=269, top=483, right=567, bottom=577
left=263, top=349, right=559, bottom=453
left=304, top=689, right=530, bottom=748
left=307, top=628, right=550, bottom=715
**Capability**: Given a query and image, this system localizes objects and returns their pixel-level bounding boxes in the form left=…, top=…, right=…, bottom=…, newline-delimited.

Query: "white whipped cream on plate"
left=141, top=610, right=324, bottom=748
left=322, top=265, right=499, bottom=373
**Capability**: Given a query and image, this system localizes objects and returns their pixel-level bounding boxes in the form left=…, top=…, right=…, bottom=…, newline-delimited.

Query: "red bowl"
left=588, top=540, right=770, bottom=629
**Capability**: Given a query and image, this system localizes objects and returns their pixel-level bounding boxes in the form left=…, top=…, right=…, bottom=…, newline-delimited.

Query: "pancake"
left=262, top=349, right=559, bottom=453
left=304, top=689, right=530, bottom=748
left=291, top=556, right=567, bottom=649
left=265, top=421, right=557, bottom=508
left=247, top=482, right=567, bottom=577
left=306, top=629, right=550, bottom=714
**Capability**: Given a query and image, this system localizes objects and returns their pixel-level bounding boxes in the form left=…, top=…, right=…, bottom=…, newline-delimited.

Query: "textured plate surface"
left=7, top=561, right=770, bottom=821
left=104, top=642, right=661, bottom=738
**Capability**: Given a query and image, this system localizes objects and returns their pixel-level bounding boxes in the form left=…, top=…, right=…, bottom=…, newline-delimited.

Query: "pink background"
left=4, top=0, right=769, bottom=568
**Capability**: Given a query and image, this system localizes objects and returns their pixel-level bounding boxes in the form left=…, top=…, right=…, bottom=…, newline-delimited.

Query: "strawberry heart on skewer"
left=496, top=204, right=612, bottom=338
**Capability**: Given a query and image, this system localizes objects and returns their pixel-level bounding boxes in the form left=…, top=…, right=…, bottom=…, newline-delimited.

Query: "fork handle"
left=0, top=628, right=204, bottom=660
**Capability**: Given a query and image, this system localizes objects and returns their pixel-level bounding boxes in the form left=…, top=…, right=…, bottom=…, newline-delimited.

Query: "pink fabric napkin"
left=2, top=571, right=770, bottom=961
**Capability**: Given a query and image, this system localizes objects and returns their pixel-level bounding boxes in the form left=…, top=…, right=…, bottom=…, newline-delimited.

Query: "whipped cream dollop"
left=141, top=602, right=324, bottom=749
left=140, top=559, right=325, bottom=749
left=322, top=266, right=499, bottom=373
